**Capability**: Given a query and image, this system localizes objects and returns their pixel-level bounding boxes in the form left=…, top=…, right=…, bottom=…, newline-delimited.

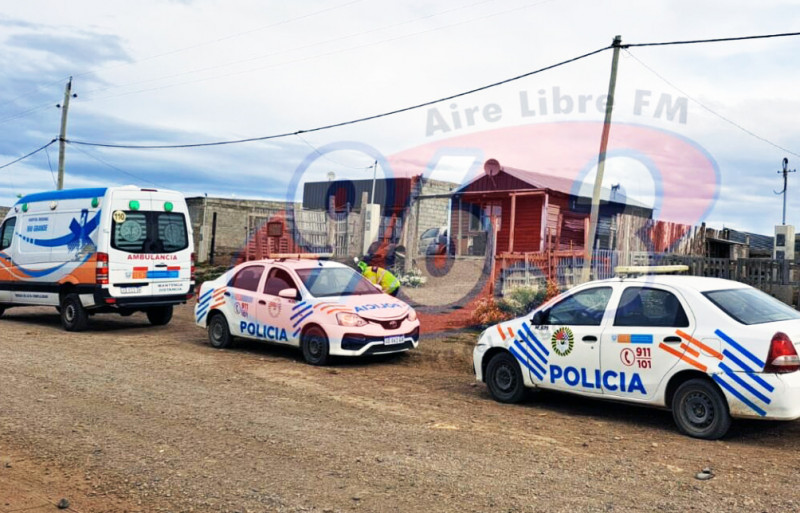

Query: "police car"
left=195, top=255, right=419, bottom=365
left=473, top=266, right=800, bottom=439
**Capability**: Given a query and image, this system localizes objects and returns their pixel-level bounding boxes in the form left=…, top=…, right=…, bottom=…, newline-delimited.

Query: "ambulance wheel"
left=61, top=294, right=89, bottom=332
left=672, top=378, right=731, bottom=440
left=147, top=305, right=173, bottom=326
left=208, top=313, right=233, bottom=349
left=301, top=326, right=330, bottom=366
left=486, top=352, right=526, bottom=404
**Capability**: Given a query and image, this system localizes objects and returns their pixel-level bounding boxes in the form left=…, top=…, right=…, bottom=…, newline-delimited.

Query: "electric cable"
left=624, top=49, right=800, bottom=159
left=0, top=139, right=58, bottom=171
left=66, top=142, right=162, bottom=187
left=68, top=44, right=612, bottom=149
left=625, top=31, right=800, bottom=48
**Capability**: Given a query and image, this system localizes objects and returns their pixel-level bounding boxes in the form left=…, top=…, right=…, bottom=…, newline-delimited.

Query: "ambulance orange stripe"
left=496, top=324, right=506, bottom=340
left=659, top=342, right=707, bottom=372
left=679, top=343, right=700, bottom=358
left=675, top=330, right=723, bottom=360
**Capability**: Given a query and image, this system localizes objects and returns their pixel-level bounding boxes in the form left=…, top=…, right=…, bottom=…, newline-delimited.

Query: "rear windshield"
left=295, top=267, right=381, bottom=297
left=112, top=211, right=189, bottom=253
left=703, top=288, right=800, bottom=325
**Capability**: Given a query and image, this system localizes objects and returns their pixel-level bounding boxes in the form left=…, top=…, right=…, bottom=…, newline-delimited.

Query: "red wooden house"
left=449, top=159, right=652, bottom=257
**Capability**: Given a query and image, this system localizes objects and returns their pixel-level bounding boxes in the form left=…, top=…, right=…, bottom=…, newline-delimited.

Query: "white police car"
left=473, top=267, right=800, bottom=439
left=195, top=256, right=419, bottom=365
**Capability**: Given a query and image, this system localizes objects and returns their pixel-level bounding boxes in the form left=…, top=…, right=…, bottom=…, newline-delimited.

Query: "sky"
left=1, top=0, right=800, bottom=236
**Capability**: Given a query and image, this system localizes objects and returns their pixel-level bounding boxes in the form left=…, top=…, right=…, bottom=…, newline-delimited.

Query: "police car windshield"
left=295, top=267, right=381, bottom=297
left=703, top=287, right=800, bottom=325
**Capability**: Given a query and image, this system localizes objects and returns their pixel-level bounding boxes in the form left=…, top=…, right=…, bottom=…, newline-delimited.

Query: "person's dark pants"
left=389, top=288, right=399, bottom=297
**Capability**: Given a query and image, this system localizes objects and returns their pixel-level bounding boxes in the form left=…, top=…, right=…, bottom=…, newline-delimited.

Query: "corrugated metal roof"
left=456, top=162, right=650, bottom=209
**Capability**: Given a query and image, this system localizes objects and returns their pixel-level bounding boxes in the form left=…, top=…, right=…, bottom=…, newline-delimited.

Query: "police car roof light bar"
left=268, top=252, right=334, bottom=261
left=614, top=265, right=689, bottom=277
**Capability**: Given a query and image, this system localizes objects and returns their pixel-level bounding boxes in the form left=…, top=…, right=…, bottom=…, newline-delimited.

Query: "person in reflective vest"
left=356, top=260, right=400, bottom=296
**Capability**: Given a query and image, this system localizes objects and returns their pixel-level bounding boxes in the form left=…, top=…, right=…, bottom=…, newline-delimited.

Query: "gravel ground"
left=1, top=304, right=800, bottom=513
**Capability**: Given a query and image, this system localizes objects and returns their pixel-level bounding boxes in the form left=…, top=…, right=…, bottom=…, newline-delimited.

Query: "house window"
left=468, top=202, right=501, bottom=231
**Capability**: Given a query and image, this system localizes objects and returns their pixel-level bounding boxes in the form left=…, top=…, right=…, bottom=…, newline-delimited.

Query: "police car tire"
left=672, top=378, right=731, bottom=440
left=146, top=305, right=173, bottom=326
left=208, top=313, right=233, bottom=349
left=61, top=294, right=89, bottom=332
left=486, top=352, right=526, bottom=404
left=301, top=326, right=330, bottom=366
left=0, top=306, right=4, bottom=318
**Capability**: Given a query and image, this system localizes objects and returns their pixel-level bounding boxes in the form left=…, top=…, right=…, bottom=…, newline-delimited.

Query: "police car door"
left=256, top=266, right=300, bottom=346
left=601, top=285, right=693, bottom=401
left=532, top=286, right=613, bottom=394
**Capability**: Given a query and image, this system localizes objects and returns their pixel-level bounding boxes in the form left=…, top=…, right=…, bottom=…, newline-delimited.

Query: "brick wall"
left=186, top=197, right=297, bottom=265
left=0, top=206, right=9, bottom=220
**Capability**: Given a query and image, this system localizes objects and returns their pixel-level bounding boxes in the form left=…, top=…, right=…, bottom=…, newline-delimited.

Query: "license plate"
left=119, top=286, right=141, bottom=294
left=384, top=335, right=404, bottom=345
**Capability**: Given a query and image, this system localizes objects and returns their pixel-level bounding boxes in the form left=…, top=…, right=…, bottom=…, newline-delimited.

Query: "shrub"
left=470, top=297, right=514, bottom=327
left=397, top=268, right=427, bottom=288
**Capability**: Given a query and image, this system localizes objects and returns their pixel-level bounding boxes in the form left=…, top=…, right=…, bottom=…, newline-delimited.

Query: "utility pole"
left=582, top=35, right=623, bottom=283
left=776, top=157, right=795, bottom=225
left=57, top=76, right=76, bottom=190
left=370, top=160, right=378, bottom=203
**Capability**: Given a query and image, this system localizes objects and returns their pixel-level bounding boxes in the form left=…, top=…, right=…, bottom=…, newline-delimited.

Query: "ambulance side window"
left=264, top=268, right=296, bottom=296
left=0, top=217, right=16, bottom=250
left=229, top=265, right=264, bottom=292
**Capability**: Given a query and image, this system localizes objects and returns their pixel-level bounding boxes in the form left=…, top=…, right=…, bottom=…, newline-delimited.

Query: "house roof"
left=455, top=162, right=649, bottom=209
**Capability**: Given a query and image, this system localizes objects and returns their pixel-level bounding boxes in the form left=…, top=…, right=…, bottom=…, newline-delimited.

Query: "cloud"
left=5, top=32, right=132, bottom=68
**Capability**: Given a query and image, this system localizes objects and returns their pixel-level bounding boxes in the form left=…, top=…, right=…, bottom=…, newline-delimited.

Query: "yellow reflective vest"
left=362, top=266, right=400, bottom=294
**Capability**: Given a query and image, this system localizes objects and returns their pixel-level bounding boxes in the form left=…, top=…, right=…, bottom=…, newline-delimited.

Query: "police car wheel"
left=672, top=379, right=731, bottom=440
left=61, top=293, right=89, bottom=332
left=0, top=306, right=4, bottom=318
left=486, top=352, right=526, bottom=404
left=208, top=313, right=233, bottom=349
left=147, top=305, right=173, bottom=326
left=301, top=326, right=330, bottom=366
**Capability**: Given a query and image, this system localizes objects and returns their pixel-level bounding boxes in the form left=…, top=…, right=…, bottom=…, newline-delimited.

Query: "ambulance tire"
left=672, top=378, right=731, bottom=440
left=486, top=351, right=526, bottom=404
left=147, top=305, right=173, bottom=326
left=208, top=313, right=233, bottom=349
left=61, top=294, right=89, bottom=332
left=0, top=306, right=4, bottom=318
left=301, top=326, right=330, bottom=366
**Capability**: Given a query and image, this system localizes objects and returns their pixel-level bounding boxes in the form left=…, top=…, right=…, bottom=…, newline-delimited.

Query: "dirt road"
left=1, top=305, right=799, bottom=512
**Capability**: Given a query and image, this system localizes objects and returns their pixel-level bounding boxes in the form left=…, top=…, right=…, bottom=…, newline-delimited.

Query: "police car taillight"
left=96, top=252, right=109, bottom=285
left=764, top=332, right=800, bottom=374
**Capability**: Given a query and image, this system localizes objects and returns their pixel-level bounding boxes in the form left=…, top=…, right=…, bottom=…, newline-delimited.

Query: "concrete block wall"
left=186, top=197, right=297, bottom=264
left=0, top=206, right=10, bottom=220
left=415, top=178, right=454, bottom=239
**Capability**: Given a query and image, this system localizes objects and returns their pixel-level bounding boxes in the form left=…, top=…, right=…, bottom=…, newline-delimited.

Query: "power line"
left=44, top=144, right=57, bottom=187
left=73, top=0, right=364, bottom=83
left=81, top=0, right=556, bottom=104
left=68, top=43, right=611, bottom=150
left=80, top=0, right=499, bottom=101
left=295, top=134, right=375, bottom=170
left=626, top=31, right=800, bottom=48
left=624, top=49, right=800, bottom=159
left=0, top=139, right=58, bottom=171
left=66, top=142, right=162, bottom=187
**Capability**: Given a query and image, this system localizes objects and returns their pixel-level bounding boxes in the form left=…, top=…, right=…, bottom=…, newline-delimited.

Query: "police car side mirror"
left=531, top=310, right=547, bottom=326
left=278, top=288, right=299, bottom=300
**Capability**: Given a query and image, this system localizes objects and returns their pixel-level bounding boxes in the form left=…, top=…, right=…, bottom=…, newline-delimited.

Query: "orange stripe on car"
left=676, top=330, right=723, bottom=360
left=496, top=324, right=506, bottom=340
left=659, top=342, right=707, bottom=372
left=679, top=343, right=700, bottom=358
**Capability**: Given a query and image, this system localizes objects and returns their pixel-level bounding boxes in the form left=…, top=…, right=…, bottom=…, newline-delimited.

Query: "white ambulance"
left=0, top=186, right=195, bottom=331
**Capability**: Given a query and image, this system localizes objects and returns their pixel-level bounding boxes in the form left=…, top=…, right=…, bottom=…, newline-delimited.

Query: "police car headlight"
left=407, top=309, right=418, bottom=322
left=337, top=312, right=368, bottom=327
